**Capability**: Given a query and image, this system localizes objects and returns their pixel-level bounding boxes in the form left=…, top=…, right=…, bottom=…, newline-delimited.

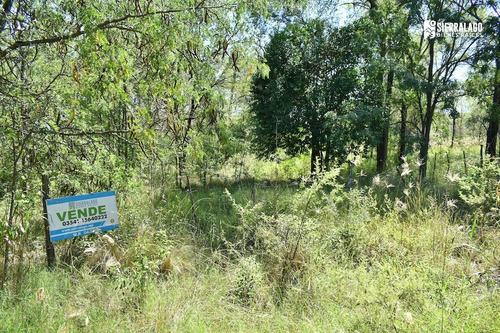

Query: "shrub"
left=229, top=256, right=265, bottom=306
left=459, top=161, right=500, bottom=222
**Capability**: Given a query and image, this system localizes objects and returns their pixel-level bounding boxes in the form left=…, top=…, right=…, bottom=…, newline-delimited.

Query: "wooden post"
left=42, top=174, right=56, bottom=268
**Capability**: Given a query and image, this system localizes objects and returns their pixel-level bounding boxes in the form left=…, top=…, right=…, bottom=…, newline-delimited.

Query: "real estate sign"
left=46, top=191, right=119, bottom=242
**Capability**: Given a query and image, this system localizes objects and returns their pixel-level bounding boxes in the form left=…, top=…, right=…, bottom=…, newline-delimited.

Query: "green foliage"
left=229, top=256, right=265, bottom=305
left=0, top=0, right=499, bottom=331
left=1, top=174, right=499, bottom=332
left=459, top=161, right=500, bottom=221
left=226, top=169, right=346, bottom=298
left=250, top=20, right=368, bottom=166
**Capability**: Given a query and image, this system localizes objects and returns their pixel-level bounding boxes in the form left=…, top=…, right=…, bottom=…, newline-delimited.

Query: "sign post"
left=46, top=191, right=119, bottom=242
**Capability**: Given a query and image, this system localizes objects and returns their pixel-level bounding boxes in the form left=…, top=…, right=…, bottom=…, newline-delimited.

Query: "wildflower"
left=357, top=170, right=366, bottom=178
left=395, top=198, right=407, bottom=211
left=386, top=183, right=395, bottom=189
left=416, top=157, right=425, bottom=167
left=373, top=175, right=381, bottom=185
left=446, top=199, right=458, bottom=209
left=401, top=168, right=411, bottom=177
left=404, top=188, right=410, bottom=196
left=446, top=173, right=460, bottom=182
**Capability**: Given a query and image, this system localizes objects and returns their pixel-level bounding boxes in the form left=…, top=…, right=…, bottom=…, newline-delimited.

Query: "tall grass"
left=0, top=167, right=498, bottom=332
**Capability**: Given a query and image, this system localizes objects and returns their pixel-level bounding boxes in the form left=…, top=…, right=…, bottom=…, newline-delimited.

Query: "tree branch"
left=0, top=4, right=236, bottom=58
left=54, top=129, right=131, bottom=137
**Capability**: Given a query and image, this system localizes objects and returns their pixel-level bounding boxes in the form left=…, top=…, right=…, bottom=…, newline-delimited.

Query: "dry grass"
left=0, top=176, right=499, bottom=332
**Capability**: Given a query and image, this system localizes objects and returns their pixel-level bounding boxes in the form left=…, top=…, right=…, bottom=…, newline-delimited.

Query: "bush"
left=459, top=161, right=500, bottom=222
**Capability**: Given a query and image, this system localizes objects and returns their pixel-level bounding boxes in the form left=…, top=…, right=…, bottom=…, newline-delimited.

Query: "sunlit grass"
left=0, top=169, right=498, bottom=332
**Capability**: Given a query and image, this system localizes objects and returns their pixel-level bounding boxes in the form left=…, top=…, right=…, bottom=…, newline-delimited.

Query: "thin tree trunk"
left=2, top=139, right=17, bottom=289
left=376, top=68, right=394, bottom=173
left=178, top=154, right=184, bottom=189
left=324, top=141, right=331, bottom=172
left=376, top=121, right=389, bottom=172
left=185, top=174, right=197, bottom=232
left=486, top=121, right=498, bottom=157
left=451, top=117, right=456, bottom=148
left=480, top=144, right=484, bottom=167
left=399, top=102, right=407, bottom=164
left=310, top=145, right=321, bottom=175
left=419, top=38, right=435, bottom=180
left=42, top=174, right=56, bottom=268
left=486, top=57, right=500, bottom=158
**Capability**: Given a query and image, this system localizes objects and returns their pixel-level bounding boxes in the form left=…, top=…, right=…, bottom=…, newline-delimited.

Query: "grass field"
left=1, top=165, right=499, bottom=332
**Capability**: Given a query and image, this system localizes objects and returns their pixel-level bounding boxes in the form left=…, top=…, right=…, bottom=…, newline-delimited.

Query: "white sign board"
left=46, top=191, right=119, bottom=242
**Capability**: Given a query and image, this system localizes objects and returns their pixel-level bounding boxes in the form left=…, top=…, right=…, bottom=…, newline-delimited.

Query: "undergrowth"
left=0, top=168, right=499, bottom=332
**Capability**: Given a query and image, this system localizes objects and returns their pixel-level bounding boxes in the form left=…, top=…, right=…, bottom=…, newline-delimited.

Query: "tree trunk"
left=177, top=153, right=184, bottom=189
left=2, top=139, right=17, bottom=289
left=310, top=145, right=321, bottom=175
left=486, top=121, right=498, bottom=157
left=324, top=141, right=331, bottom=172
left=419, top=38, right=435, bottom=180
left=486, top=57, right=500, bottom=158
left=398, top=102, right=407, bottom=164
left=451, top=117, right=456, bottom=148
left=376, top=68, right=394, bottom=173
left=376, top=121, right=389, bottom=173
left=42, top=174, right=56, bottom=268
left=370, top=0, right=392, bottom=173
left=185, top=174, right=197, bottom=232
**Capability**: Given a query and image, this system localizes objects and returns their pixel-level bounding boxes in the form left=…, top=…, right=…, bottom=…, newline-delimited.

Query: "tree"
left=464, top=1, right=500, bottom=157
left=364, top=0, right=398, bottom=173
left=0, top=0, right=304, bottom=283
left=250, top=20, right=364, bottom=174
left=401, top=0, right=480, bottom=179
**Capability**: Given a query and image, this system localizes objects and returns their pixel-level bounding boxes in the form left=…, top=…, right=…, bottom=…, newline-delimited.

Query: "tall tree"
left=250, top=20, right=364, bottom=174
left=402, top=0, right=480, bottom=179
left=0, top=0, right=303, bottom=279
left=464, top=1, right=500, bottom=157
